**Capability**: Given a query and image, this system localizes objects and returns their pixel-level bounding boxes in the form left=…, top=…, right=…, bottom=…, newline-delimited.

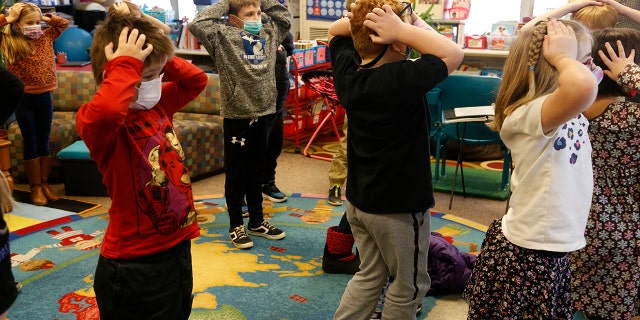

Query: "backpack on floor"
left=427, top=231, right=477, bottom=295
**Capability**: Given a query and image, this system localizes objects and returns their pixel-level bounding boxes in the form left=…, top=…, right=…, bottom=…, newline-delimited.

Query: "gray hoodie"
left=189, top=0, right=292, bottom=119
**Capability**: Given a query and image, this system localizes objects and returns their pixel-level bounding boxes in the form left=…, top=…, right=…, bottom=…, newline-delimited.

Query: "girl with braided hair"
left=463, top=18, right=600, bottom=319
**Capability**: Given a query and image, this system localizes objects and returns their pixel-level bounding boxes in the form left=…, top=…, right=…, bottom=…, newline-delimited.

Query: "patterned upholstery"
left=8, top=70, right=225, bottom=181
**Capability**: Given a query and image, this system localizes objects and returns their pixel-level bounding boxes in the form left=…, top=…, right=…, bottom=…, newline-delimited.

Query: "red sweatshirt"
left=76, top=56, right=208, bottom=259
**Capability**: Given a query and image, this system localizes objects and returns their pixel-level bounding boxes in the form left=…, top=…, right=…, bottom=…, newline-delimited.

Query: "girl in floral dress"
left=571, top=28, right=640, bottom=320
left=463, top=19, right=599, bottom=319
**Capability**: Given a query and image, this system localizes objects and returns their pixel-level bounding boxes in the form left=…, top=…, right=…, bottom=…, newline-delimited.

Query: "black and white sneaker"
left=229, top=225, right=253, bottom=249
left=262, top=184, right=288, bottom=203
left=327, top=185, right=343, bottom=206
left=247, top=220, right=286, bottom=240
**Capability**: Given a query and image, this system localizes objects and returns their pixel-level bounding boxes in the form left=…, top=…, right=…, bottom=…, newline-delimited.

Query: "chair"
left=300, top=70, right=343, bottom=161
left=427, top=74, right=511, bottom=209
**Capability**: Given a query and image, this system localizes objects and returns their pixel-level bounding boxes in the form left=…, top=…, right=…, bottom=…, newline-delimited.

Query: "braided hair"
left=490, top=19, right=592, bottom=130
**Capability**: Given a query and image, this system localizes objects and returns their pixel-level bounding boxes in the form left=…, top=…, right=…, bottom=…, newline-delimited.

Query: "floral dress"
left=571, top=64, right=640, bottom=320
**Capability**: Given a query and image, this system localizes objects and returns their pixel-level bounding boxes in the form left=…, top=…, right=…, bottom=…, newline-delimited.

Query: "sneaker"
left=229, top=225, right=253, bottom=249
left=242, top=199, right=249, bottom=217
left=247, top=220, right=286, bottom=240
left=262, top=184, right=288, bottom=203
left=327, top=185, right=343, bottom=206
left=15, top=282, right=22, bottom=292
left=225, top=199, right=249, bottom=217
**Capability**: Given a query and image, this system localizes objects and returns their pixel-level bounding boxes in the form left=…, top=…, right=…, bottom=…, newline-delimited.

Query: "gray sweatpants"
left=334, top=201, right=431, bottom=320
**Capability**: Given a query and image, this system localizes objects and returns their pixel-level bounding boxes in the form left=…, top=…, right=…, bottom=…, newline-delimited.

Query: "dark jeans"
left=94, top=241, right=193, bottom=320
left=15, top=92, right=53, bottom=160
left=224, top=116, right=270, bottom=228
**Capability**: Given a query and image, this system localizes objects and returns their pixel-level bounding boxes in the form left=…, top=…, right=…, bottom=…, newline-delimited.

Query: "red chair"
left=300, top=70, right=343, bottom=161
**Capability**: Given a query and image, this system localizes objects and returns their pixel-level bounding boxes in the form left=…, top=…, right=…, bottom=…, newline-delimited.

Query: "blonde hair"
left=572, top=4, right=618, bottom=31
left=90, top=15, right=175, bottom=85
left=350, top=0, right=404, bottom=59
left=491, top=19, right=592, bottom=130
left=0, top=4, right=42, bottom=65
left=0, top=171, right=14, bottom=214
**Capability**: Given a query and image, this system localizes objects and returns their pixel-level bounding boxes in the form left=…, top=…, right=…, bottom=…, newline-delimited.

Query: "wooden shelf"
left=174, top=48, right=210, bottom=56
left=462, top=49, right=509, bottom=58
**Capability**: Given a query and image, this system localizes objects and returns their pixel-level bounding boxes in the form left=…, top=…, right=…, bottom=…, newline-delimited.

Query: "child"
left=328, top=0, right=463, bottom=318
left=571, top=29, right=640, bottom=320
left=522, top=0, right=616, bottom=31
left=261, top=32, right=294, bottom=203
left=189, top=0, right=290, bottom=249
left=0, top=2, right=68, bottom=206
left=76, top=13, right=207, bottom=320
left=108, top=1, right=171, bottom=35
left=0, top=67, right=22, bottom=320
left=462, top=19, right=598, bottom=319
left=0, top=172, right=16, bottom=320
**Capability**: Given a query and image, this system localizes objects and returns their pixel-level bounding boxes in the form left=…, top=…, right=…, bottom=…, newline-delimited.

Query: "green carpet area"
left=431, top=164, right=510, bottom=201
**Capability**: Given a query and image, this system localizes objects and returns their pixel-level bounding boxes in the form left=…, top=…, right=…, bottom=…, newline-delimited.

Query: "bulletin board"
left=305, top=0, right=346, bottom=21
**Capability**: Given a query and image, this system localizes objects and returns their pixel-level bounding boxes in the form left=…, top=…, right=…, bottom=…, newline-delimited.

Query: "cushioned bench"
left=56, top=140, right=107, bottom=196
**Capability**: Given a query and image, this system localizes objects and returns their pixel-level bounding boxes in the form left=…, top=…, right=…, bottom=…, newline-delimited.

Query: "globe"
left=53, top=26, right=93, bottom=62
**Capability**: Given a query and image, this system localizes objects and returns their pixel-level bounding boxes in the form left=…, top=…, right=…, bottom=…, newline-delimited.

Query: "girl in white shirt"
left=463, top=18, right=599, bottom=319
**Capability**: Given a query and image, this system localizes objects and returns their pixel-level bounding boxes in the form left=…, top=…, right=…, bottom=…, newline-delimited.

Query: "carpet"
left=6, top=194, right=486, bottom=320
left=431, top=160, right=510, bottom=201
left=6, top=190, right=101, bottom=240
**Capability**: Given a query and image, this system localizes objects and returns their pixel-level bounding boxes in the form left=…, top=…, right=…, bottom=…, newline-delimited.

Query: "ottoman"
left=57, top=140, right=108, bottom=197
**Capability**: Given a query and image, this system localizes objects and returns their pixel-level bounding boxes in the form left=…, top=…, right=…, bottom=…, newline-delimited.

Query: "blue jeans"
left=15, top=92, right=53, bottom=160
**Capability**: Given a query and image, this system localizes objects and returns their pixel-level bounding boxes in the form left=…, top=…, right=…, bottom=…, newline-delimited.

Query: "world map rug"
left=6, top=194, right=487, bottom=320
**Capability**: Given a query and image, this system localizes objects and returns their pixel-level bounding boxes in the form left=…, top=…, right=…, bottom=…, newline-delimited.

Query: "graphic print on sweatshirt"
left=126, top=111, right=197, bottom=235
left=553, top=114, right=589, bottom=165
left=240, top=31, right=267, bottom=65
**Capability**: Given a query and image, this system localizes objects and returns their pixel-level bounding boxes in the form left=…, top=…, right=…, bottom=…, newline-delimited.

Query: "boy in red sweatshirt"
left=76, top=13, right=207, bottom=320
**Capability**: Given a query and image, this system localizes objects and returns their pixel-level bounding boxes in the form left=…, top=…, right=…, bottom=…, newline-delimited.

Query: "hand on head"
left=363, top=4, right=405, bottom=44
left=112, top=2, right=132, bottom=15
left=599, top=40, right=636, bottom=80
left=104, top=27, right=154, bottom=62
left=543, top=19, right=579, bottom=67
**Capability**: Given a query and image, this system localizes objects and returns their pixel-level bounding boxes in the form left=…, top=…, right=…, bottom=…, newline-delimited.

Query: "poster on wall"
left=306, top=0, right=346, bottom=21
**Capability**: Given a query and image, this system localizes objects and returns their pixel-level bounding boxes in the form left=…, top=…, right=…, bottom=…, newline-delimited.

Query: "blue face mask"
left=243, top=19, right=262, bottom=35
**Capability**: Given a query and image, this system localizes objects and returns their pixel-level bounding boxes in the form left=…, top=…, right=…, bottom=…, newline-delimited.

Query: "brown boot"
left=24, top=158, right=47, bottom=206
left=40, top=156, right=59, bottom=201
left=322, top=226, right=360, bottom=274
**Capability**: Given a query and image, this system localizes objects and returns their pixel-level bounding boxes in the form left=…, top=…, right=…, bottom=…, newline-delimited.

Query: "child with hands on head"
left=0, top=2, right=68, bottom=206
left=189, top=0, right=291, bottom=250
left=77, top=12, right=207, bottom=320
left=571, top=29, right=640, bottom=320
left=463, top=19, right=598, bottom=319
left=328, top=0, right=463, bottom=319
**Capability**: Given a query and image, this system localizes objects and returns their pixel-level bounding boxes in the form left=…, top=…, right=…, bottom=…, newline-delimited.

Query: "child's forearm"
left=615, top=3, right=640, bottom=24
left=400, top=25, right=463, bottom=73
left=261, top=0, right=292, bottom=35
left=142, top=12, right=170, bottom=35
left=192, top=0, right=229, bottom=24
left=328, top=18, right=351, bottom=41
left=521, top=0, right=601, bottom=31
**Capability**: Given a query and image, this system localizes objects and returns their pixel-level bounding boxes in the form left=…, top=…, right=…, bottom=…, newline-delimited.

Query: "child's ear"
left=228, top=14, right=241, bottom=27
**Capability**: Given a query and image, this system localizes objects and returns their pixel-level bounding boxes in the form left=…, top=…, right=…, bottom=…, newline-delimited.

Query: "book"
left=443, top=105, right=494, bottom=124
left=60, top=61, right=91, bottom=67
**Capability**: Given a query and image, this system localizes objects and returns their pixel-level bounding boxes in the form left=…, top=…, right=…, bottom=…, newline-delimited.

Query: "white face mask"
left=130, top=74, right=163, bottom=110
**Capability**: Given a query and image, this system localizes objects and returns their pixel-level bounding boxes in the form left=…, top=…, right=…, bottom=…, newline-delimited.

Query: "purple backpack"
left=427, top=231, right=477, bottom=295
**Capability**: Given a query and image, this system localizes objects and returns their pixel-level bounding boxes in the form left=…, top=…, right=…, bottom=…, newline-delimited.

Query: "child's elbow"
left=444, top=50, right=464, bottom=74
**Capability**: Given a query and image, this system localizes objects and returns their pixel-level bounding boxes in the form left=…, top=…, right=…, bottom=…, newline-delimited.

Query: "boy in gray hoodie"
left=190, top=0, right=291, bottom=249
